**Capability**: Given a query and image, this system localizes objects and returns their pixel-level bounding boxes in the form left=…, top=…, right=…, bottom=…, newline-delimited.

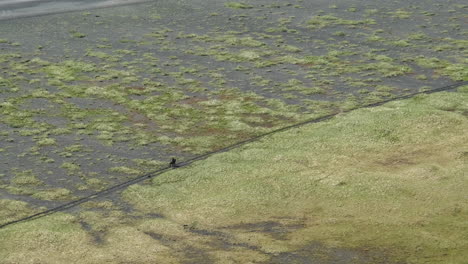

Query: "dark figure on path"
left=169, top=158, right=177, bottom=168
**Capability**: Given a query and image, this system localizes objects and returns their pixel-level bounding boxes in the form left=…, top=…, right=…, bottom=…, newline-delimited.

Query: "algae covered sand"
left=1, top=89, right=467, bottom=263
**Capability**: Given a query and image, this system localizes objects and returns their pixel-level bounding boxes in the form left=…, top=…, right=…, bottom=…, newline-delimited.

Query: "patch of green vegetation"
left=225, top=2, right=253, bottom=9
left=420, top=11, right=435, bottom=16
left=307, top=14, right=375, bottom=29
left=215, top=35, right=265, bottom=47
left=43, top=60, right=95, bottom=82
left=119, top=38, right=137, bottom=44
left=85, top=178, right=106, bottom=190
left=64, top=144, right=84, bottom=152
left=332, top=31, right=346, bottom=37
left=86, top=50, right=112, bottom=60
left=11, top=170, right=43, bottom=186
left=360, top=61, right=412, bottom=77
left=414, top=57, right=444, bottom=68
left=416, top=74, right=428, bottom=80
left=0, top=77, right=14, bottom=88
left=388, top=9, right=412, bottom=19
left=0, top=107, right=34, bottom=128
left=0, top=199, right=36, bottom=226
left=36, top=137, right=57, bottom=147
left=447, top=38, right=468, bottom=50
left=407, top=32, right=427, bottom=40
left=414, top=57, right=468, bottom=81
left=458, top=85, right=468, bottom=93
left=439, top=63, right=468, bottom=81
left=366, top=35, right=384, bottom=42
left=69, top=30, right=86, bottom=38
left=0, top=213, right=107, bottom=262
left=60, top=162, right=81, bottom=173
left=32, top=188, right=73, bottom=201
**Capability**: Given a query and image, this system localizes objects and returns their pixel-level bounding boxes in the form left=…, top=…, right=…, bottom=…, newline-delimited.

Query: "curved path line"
left=1, top=80, right=466, bottom=229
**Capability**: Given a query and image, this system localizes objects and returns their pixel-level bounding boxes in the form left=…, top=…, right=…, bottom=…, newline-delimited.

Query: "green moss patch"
left=32, top=188, right=74, bottom=201
left=10, top=170, right=43, bottom=186
left=225, top=2, right=253, bottom=9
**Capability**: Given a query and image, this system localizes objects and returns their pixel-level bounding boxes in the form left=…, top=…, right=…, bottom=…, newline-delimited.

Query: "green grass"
left=225, top=2, right=253, bottom=9
left=122, top=90, right=468, bottom=263
left=32, top=188, right=73, bottom=201
left=1, top=91, right=466, bottom=263
left=11, top=170, right=43, bottom=186
left=0, top=199, right=38, bottom=226
left=307, top=14, right=375, bottom=29
left=36, top=137, right=57, bottom=147
left=61, top=162, right=81, bottom=173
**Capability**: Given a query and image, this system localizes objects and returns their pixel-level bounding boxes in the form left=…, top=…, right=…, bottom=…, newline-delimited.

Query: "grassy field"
left=1, top=88, right=467, bottom=263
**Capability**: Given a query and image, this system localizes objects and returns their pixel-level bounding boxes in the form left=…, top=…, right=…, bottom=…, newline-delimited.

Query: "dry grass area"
left=0, top=89, right=467, bottom=263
